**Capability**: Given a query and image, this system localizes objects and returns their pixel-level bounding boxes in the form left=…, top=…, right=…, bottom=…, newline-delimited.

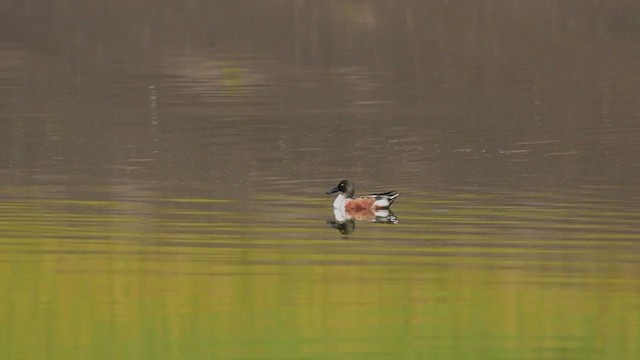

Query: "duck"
left=325, top=179, right=399, bottom=211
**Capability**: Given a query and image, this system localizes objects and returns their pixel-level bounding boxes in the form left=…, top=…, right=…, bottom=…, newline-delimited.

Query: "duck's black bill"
left=325, top=186, right=339, bottom=194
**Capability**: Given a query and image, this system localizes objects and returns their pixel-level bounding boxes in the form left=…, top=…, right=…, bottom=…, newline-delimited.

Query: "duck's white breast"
left=333, top=207, right=350, bottom=222
left=333, top=194, right=347, bottom=209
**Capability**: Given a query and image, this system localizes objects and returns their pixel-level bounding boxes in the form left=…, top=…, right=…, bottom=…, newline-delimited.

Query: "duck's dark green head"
left=326, top=179, right=355, bottom=198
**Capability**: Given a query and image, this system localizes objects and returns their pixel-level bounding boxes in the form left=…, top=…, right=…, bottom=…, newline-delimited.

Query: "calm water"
left=1, top=1, right=640, bottom=359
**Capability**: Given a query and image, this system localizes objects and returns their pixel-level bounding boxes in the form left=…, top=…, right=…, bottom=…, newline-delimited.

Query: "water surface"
left=1, top=1, right=639, bottom=359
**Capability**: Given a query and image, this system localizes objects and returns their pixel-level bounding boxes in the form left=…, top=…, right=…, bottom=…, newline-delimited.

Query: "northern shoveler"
left=325, top=179, right=399, bottom=211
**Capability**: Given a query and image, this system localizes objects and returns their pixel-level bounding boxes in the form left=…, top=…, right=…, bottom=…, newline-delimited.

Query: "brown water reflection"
left=1, top=1, right=640, bottom=359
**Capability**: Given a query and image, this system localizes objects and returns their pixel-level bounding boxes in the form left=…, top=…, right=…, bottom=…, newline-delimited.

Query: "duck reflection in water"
left=328, top=207, right=398, bottom=234
left=326, top=179, right=399, bottom=234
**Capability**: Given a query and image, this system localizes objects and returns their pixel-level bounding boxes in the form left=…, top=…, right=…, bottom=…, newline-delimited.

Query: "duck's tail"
left=387, top=192, right=399, bottom=206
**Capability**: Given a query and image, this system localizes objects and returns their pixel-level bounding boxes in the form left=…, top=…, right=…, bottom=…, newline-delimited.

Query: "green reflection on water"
left=0, top=194, right=638, bottom=359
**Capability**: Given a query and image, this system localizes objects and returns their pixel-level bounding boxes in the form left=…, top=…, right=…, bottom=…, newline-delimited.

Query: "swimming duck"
left=325, top=179, right=399, bottom=211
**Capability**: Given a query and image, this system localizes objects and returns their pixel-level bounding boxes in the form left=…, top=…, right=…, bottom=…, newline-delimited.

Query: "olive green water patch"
left=0, top=192, right=639, bottom=359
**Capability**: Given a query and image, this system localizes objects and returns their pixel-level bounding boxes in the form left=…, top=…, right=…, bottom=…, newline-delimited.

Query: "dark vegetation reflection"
left=1, top=0, right=639, bottom=194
